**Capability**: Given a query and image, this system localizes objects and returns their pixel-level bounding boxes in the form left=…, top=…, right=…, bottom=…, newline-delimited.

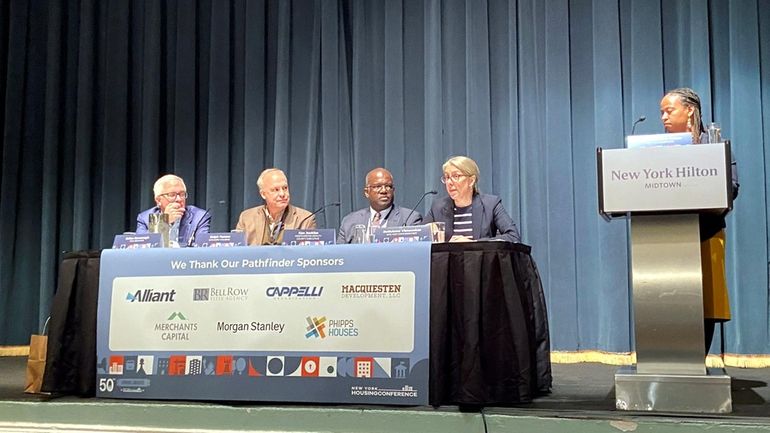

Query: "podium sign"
left=598, top=143, right=732, bottom=216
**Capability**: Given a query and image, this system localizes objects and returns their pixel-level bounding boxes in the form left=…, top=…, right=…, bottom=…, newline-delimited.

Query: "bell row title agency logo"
left=305, top=316, right=358, bottom=338
left=126, top=288, right=176, bottom=303
left=154, top=311, right=198, bottom=341
left=610, top=166, right=719, bottom=190
left=193, top=287, right=249, bottom=302
left=340, top=283, right=401, bottom=299
left=266, top=285, right=324, bottom=299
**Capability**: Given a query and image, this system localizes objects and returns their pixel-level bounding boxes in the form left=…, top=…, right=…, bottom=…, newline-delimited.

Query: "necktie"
left=372, top=212, right=381, bottom=227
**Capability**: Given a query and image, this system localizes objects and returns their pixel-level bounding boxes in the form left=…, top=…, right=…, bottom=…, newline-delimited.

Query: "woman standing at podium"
left=660, top=87, right=740, bottom=354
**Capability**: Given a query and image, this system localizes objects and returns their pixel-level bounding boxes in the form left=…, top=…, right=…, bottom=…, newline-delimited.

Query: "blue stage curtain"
left=1, top=0, right=768, bottom=358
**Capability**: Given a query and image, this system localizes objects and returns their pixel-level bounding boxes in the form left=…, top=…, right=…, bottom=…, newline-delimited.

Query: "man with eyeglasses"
left=136, top=174, right=211, bottom=246
left=337, top=168, right=423, bottom=243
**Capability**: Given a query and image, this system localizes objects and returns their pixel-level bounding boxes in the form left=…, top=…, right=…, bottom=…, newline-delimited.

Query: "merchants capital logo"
left=167, top=312, right=187, bottom=321
left=305, top=316, right=327, bottom=339
left=126, top=289, right=176, bottom=303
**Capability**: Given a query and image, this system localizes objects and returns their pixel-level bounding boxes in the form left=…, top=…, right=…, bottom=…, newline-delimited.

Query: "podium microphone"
left=299, top=202, right=341, bottom=227
left=404, top=190, right=437, bottom=226
left=630, top=115, right=646, bottom=135
left=187, top=208, right=211, bottom=247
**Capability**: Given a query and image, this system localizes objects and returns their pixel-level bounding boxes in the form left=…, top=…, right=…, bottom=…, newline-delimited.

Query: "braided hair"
left=665, top=87, right=704, bottom=144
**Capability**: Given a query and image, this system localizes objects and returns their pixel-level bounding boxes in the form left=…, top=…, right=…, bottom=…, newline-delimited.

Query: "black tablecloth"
left=42, top=243, right=552, bottom=405
left=42, top=250, right=101, bottom=396
left=429, top=242, right=551, bottom=406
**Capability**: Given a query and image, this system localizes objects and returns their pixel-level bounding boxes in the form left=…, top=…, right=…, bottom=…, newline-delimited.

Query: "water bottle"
left=707, top=122, right=721, bottom=143
left=148, top=213, right=171, bottom=247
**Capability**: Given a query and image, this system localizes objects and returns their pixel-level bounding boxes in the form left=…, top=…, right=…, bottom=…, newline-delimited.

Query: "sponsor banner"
left=109, top=271, right=414, bottom=352
left=600, top=143, right=729, bottom=213
left=96, top=243, right=430, bottom=405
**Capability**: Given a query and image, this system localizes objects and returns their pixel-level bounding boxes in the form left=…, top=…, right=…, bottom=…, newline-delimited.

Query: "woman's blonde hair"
left=442, top=156, right=480, bottom=194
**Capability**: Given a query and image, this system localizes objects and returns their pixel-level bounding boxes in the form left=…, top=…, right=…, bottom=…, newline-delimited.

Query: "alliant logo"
left=340, top=283, right=401, bottom=299
left=126, top=289, right=176, bottom=303
left=266, top=286, right=324, bottom=298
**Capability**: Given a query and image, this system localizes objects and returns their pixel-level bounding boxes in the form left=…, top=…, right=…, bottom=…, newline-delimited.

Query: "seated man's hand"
left=164, top=202, right=186, bottom=224
left=449, top=235, right=473, bottom=243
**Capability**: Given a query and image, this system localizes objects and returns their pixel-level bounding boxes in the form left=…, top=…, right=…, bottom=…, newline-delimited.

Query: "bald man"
left=338, top=168, right=423, bottom=243
left=136, top=174, right=211, bottom=246
left=236, top=168, right=317, bottom=245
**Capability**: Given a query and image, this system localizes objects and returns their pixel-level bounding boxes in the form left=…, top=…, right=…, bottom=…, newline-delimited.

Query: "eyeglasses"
left=440, top=174, right=468, bottom=184
left=159, top=191, right=188, bottom=200
left=367, top=184, right=394, bottom=192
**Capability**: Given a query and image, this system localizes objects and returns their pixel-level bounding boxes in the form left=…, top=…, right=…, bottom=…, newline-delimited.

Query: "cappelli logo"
left=126, top=289, right=176, bottom=303
left=267, top=286, right=324, bottom=298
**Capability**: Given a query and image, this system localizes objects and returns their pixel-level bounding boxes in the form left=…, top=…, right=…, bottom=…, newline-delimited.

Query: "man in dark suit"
left=136, top=174, right=211, bottom=246
left=338, top=168, right=423, bottom=243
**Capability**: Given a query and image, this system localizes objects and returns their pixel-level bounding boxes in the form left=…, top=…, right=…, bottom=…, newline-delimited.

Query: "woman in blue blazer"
left=425, top=156, right=520, bottom=243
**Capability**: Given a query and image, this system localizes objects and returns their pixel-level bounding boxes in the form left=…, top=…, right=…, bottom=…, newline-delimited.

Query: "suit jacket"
left=425, top=193, right=520, bottom=242
left=136, top=205, right=211, bottom=246
left=337, top=205, right=423, bottom=244
left=236, top=204, right=316, bottom=245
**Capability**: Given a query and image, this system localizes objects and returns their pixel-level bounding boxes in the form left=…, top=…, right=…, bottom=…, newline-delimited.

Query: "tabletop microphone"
left=404, top=190, right=437, bottom=226
left=187, top=209, right=211, bottom=247
left=630, top=115, right=646, bottom=135
left=299, top=202, right=341, bottom=227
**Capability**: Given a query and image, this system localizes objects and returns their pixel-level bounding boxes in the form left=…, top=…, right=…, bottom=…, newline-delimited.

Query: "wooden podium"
left=597, top=141, right=734, bottom=413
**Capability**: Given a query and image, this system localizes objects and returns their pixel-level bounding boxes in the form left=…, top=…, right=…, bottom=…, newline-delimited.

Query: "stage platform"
left=1, top=356, right=769, bottom=432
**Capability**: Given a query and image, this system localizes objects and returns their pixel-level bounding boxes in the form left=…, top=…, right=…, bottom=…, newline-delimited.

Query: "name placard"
left=371, top=225, right=432, bottom=243
left=193, top=232, right=246, bottom=248
left=112, top=234, right=162, bottom=249
left=282, top=229, right=336, bottom=245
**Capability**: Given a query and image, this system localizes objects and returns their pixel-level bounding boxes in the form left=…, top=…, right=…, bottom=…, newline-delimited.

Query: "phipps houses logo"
left=304, top=316, right=358, bottom=339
